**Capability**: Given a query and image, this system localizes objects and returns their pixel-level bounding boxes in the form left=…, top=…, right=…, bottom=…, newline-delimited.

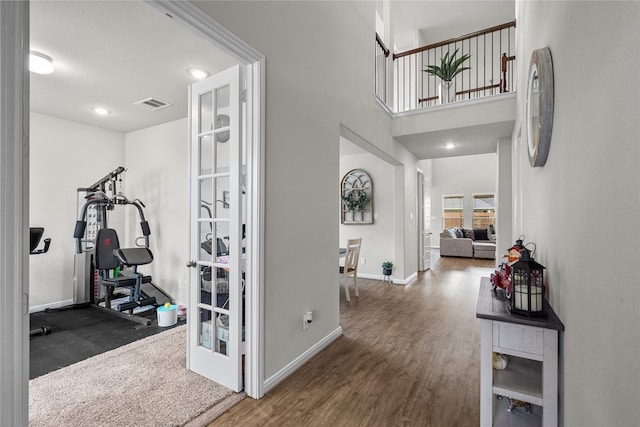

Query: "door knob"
left=186, top=260, right=197, bottom=268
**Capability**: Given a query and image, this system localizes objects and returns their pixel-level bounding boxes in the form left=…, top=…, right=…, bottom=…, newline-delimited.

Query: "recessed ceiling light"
left=444, top=143, right=456, bottom=149
left=91, top=107, right=111, bottom=116
left=188, top=68, right=210, bottom=79
left=29, top=51, right=55, bottom=74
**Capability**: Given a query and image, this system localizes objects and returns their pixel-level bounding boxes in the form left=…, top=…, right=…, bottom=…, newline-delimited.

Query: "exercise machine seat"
left=114, top=247, right=153, bottom=266
left=94, top=228, right=155, bottom=312
left=95, top=228, right=120, bottom=270
left=30, top=227, right=51, bottom=255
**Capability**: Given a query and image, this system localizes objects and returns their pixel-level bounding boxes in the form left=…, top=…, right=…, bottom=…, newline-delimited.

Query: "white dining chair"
left=339, top=238, right=362, bottom=302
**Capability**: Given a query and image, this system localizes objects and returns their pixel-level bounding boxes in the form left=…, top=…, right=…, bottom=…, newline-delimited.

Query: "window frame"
left=442, top=194, right=464, bottom=229
left=472, top=193, right=495, bottom=230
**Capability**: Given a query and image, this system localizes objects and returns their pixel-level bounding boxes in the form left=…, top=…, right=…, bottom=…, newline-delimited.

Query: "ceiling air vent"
left=133, top=97, right=171, bottom=111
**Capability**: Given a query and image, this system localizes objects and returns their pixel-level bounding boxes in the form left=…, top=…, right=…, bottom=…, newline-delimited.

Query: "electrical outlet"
left=302, top=311, right=313, bottom=331
left=361, top=257, right=366, bottom=265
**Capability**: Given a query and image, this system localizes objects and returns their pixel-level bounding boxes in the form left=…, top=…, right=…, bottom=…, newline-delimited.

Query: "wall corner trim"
left=395, top=272, right=418, bottom=285
left=263, top=326, right=343, bottom=393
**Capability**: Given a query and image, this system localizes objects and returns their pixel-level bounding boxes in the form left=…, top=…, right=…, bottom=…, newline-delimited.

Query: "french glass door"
left=188, top=64, right=244, bottom=392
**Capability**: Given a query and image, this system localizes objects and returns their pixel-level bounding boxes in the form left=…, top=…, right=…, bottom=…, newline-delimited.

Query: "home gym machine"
left=72, top=167, right=172, bottom=325
left=30, top=227, right=52, bottom=337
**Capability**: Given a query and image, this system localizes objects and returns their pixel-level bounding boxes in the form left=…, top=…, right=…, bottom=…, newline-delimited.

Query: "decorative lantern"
left=508, top=248, right=547, bottom=317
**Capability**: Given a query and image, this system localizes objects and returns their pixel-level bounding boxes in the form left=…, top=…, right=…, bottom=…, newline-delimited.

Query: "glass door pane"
left=189, top=64, right=243, bottom=391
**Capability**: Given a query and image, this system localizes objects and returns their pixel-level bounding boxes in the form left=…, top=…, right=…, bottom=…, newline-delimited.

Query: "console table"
left=476, top=277, right=564, bottom=426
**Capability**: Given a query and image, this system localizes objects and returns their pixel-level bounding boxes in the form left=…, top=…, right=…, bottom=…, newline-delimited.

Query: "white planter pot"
left=438, top=81, right=455, bottom=104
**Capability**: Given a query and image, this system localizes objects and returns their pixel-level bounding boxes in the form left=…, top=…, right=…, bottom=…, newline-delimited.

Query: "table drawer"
left=493, top=321, right=543, bottom=358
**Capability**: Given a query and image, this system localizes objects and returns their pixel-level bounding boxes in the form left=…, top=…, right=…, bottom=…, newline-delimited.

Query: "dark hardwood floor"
left=211, top=252, right=495, bottom=427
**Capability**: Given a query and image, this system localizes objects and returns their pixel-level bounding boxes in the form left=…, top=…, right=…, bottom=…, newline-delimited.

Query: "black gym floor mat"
left=29, top=306, right=185, bottom=379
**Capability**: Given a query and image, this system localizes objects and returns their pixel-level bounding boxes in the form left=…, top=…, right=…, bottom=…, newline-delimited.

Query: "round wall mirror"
left=526, top=48, right=554, bottom=167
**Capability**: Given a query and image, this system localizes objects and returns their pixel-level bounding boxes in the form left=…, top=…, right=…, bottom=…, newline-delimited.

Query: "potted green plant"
left=423, top=48, right=471, bottom=104
left=381, top=261, right=393, bottom=276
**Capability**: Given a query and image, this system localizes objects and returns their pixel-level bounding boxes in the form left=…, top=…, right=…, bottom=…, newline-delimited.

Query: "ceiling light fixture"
left=187, top=68, right=210, bottom=80
left=444, top=143, right=456, bottom=149
left=29, top=50, right=55, bottom=74
left=91, top=107, right=111, bottom=116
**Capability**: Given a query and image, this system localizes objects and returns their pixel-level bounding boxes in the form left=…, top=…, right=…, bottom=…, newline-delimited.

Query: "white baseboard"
left=357, top=272, right=388, bottom=281
left=357, top=271, right=418, bottom=285
left=396, top=272, right=418, bottom=285
left=264, top=326, right=342, bottom=393
left=29, top=299, right=73, bottom=314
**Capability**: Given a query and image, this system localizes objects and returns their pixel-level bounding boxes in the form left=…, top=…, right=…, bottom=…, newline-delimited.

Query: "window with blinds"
left=473, top=194, right=495, bottom=230
left=443, top=195, right=464, bottom=229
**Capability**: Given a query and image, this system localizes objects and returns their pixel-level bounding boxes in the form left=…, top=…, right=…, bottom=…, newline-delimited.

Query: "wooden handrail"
left=456, top=83, right=501, bottom=96
left=419, top=83, right=503, bottom=104
left=418, top=95, right=439, bottom=103
left=393, top=20, right=516, bottom=60
left=376, top=33, right=390, bottom=58
left=500, top=54, right=516, bottom=93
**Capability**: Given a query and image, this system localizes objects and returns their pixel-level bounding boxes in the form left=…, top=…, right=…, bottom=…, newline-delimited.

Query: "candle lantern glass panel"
left=508, top=254, right=546, bottom=317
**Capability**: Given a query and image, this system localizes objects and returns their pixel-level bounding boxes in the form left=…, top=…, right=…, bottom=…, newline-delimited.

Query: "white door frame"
left=0, top=3, right=265, bottom=423
left=417, top=170, right=424, bottom=271
left=0, top=1, right=30, bottom=425
left=146, top=0, right=265, bottom=399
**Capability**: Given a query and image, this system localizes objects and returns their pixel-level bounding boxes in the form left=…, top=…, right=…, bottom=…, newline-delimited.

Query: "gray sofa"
left=439, top=228, right=496, bottom=259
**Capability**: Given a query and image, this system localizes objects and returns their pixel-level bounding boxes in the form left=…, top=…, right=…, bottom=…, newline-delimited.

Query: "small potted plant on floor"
left=382, top=261, right=393, bottom=276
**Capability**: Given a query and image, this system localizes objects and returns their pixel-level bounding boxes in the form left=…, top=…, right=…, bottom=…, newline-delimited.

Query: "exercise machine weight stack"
left=73, top=167, right=124, bottom=307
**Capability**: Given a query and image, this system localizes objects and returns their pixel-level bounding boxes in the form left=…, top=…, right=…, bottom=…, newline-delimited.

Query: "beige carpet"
left=29, top=325, right=245, bottom=426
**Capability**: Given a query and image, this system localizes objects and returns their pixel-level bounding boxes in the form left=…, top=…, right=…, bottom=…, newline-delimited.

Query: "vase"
left=438, top=80, right=455, bottom=104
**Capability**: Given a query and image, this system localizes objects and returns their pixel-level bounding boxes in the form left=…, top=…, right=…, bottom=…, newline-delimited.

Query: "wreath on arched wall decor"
left=340, top=169, right=373, bottom=224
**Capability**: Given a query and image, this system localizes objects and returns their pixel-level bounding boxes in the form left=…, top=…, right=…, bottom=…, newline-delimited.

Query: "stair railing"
left=388, top=20, right=516, bottom=113
left=375, top=33, right=391, bottom=105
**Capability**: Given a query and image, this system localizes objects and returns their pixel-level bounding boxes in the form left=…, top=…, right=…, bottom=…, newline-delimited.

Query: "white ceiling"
left=394, top=121, right=514, bottom=159
left=391, top=1, right=515, bottom=52
left=31, top=0, right=515, bottom=160
left=30, top=1, right=238, bottom=133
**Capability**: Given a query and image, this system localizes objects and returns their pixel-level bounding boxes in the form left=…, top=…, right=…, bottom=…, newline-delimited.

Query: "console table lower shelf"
left=476, top=277, right=564, bottom=427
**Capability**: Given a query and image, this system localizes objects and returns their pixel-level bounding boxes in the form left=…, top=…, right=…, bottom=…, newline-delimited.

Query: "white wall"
left=29, top=113, right=125, bottom=309
left=430, top=153, right=497, bottom=248
left=29, top=113, right=188, bottom=311
left=124, top=118, right=189, bottom=306
left=417, top=2, right=515, bottom=47
left=495, top=137, right=512, bottom=261
left=417, top=159, right=433, bottom=268
left=339, top=151, right=395, bottom=278
left=394, top=143, right=419, bottom=278
left=514, top=1, right=640, bottom=425
left=193, top=0, right=418, bottom=382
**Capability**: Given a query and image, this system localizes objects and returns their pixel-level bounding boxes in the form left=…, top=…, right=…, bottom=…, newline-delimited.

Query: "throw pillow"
left=441, top=229, right=455, bottom=238
left=454, top=228, right=464, bottom=238
left=474, top=228, right=488, bottom=240
left=463, top=229, right=475, bottom=240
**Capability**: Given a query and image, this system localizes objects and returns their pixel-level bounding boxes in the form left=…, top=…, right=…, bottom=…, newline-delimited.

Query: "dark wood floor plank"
left=211, top=254, right=494, bottom=426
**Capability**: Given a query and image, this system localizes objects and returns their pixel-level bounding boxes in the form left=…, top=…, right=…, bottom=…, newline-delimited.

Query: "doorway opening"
left=338, top=125, right=404, bottom=303
left=1, top=1, right=264, bottom=423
